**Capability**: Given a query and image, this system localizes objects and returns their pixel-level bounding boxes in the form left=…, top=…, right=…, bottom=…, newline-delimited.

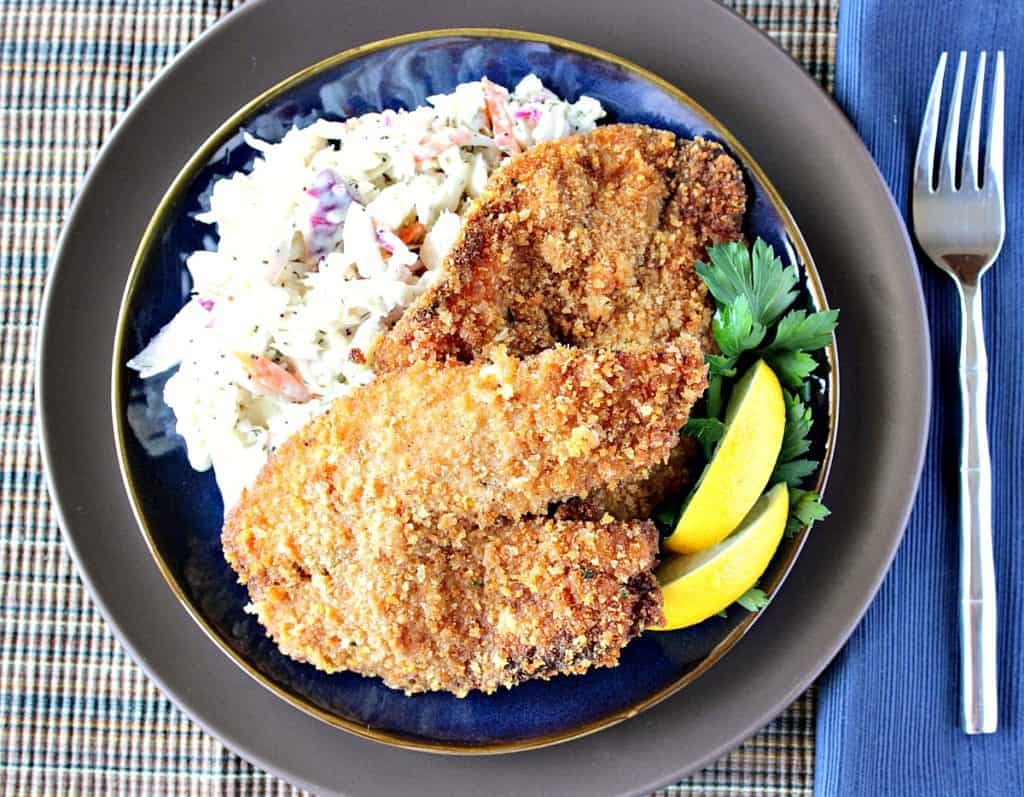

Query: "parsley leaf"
left=772, top=391, right=819, bottom=486
left=767, top=308, right=839, bottom=353
left=684, top=417, right=725, bottom=460
left=695, top=242, right=751, bottom=307
left=716, top=609, right=728, bottom=619
left=778, top=391, right=813, bottom=462
left=712, top=296, right=765, bottom=356
left=697, top=239, right=800, bottom=327
left=737, top=586, right=770, bottom=612
left=750, top=238, right=801, bottom=325
left=774, top=458, right=819, bottom=486
left=785, top=488, right=832, bottom=538
left=765, top=349, right=818, bottom=389
left=706, top=353, right=738, bottom=378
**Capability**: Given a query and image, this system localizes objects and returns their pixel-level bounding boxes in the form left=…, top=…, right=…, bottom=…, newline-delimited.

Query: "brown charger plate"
left=37, top=1, right=929, bottom=794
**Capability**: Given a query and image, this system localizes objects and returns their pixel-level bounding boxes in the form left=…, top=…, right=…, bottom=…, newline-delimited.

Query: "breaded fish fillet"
left=229, top=516, right=661, bottom=696
left=374, top=125, right=746, bottom=372
left=223, top=341, right=706, bottom=694
left=373, top=125, right=744, bottom=517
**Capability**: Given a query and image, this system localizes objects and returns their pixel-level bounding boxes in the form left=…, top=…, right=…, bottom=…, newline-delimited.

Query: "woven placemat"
left=0, top=1, right=836, bottom=793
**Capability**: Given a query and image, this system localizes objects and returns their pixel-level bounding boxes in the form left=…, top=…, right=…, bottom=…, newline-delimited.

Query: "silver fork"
left=913, top=50, right=1005, bottom=735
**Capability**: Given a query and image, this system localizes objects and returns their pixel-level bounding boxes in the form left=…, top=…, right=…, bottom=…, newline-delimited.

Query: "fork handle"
left=958, top=280, right=998, bottom=734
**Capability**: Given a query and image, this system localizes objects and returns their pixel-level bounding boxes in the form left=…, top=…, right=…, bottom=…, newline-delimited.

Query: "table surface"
left=1, top=1, right=838, bottom=794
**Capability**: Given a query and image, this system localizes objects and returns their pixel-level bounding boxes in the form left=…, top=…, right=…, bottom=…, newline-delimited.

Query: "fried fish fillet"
left=230, top=515, right=662, bottom=696
left=374, top=124, right=746, bottom=372
left=373, top=125, right=744, bottom=518
left=223, top=341, right=706, bottom=694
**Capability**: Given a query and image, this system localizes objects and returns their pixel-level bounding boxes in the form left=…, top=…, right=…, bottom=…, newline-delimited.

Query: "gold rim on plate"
left=111, top=27, right=839, bottom=755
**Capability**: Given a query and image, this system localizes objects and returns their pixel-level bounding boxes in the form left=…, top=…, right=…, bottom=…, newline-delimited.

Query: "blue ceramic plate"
left=112, top=30, right=835, bottom=754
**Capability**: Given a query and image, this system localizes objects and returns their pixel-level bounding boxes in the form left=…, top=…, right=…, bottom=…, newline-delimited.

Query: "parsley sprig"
left=716, top=586, right=770, bottom=619
left=678, top=237, right=837, bottom=616
left=696, top=239, right=839, bottom=379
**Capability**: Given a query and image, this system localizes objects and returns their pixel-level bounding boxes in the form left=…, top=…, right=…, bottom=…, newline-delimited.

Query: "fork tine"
left=938, top=52, right=968, bottom=189
left=915, top=52, right=948, bottom=191
left=985, top=51, right=1005, bottom=189
left=963, top=52, right=987, bottom=190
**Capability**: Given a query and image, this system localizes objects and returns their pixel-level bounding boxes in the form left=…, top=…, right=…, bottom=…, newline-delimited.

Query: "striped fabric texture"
left=0, top=1, right=837, bottom=794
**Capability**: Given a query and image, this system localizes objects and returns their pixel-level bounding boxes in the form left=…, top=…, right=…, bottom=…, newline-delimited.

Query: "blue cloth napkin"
left=817, top=2, right=1024, bottom=795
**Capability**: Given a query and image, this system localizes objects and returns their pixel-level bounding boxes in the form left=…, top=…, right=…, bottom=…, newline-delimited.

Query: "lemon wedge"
left=652, top=483, right=789, bottom=631
left=662, top=359, right=785, bottom=554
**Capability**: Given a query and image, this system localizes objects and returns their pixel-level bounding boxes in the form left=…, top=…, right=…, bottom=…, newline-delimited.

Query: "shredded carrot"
left=396, top=221, right=427, bottom=245
left=237, top=354, right=313, bottom=403
left=482, top=77, right=521, bottom=155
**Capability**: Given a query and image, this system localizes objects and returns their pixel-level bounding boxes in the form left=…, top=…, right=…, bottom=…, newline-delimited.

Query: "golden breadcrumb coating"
left=229, top=516, right=661, bottom=696
left=583, top=434, right=701, bottom=520
left=223, top=342, right=706, bottom=694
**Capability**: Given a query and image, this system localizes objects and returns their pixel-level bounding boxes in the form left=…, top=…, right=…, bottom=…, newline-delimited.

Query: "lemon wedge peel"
left=662, top=359, right=786, bottom=554
left=652, top=482, right=789, bottom=631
